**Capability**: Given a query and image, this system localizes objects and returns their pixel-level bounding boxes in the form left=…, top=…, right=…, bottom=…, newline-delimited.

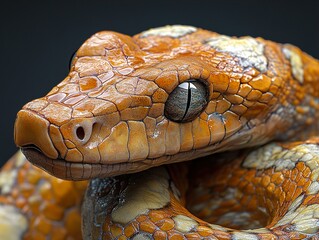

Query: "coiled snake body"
left=1, top=25, right=319, bottom=239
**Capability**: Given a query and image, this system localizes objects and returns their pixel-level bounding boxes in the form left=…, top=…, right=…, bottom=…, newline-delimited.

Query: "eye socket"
left=164, top=80, right=208, bottom=122
left=68, top=49, right=77, bottom=70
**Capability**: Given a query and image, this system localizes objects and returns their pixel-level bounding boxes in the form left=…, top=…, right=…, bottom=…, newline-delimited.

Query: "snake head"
left=14, top=26, right=319, bottom=180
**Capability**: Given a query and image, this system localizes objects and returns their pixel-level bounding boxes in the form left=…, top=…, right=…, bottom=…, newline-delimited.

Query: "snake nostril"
left=76, top=126, right=85, bottom=140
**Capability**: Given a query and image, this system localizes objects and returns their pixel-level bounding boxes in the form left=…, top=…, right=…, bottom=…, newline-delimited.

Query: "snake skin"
left=1, top=25, right=319, bottom=239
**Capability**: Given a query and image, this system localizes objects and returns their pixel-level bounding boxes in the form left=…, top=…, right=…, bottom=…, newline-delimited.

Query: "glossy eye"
left=164, top=80, right=208, bottom=122
left=68, top=50, right=77, bottom=70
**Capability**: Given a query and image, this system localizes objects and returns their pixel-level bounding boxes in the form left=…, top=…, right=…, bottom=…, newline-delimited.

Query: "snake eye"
left=68, top=50, right=77, bottom=70
left=164, top=80, right=208, bottom=122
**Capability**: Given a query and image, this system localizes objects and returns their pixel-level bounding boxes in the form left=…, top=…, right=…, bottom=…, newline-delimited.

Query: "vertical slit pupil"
left=76, top=126, right=85, bottom=140
left=182, top=82, right=192, bottom=121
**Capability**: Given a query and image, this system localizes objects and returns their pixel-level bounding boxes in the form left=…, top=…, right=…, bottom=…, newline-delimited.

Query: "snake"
left=1, top=25, right=319, bottom=239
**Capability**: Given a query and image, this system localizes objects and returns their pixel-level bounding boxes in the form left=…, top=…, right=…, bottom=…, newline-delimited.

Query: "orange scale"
left=213, top=230, right=232, bottom=240
left=34, top=215, right=52, bottom=235
left=153, top=230, right=168, bottom=240
left=149, top=210, right=168, bottom=223
left=157, top=218, right=175, bottom=231
left=64, top=209, right=82, bottom=237
left=110, top=224, right=124, bottom=238
left=124, top=224, right=137, bottom=238
left=197, top=225, right=214, bottom=237
left=118, top=235, right=127, bottom=240
left=139, top=220, right=157, bottom=233
left=63, top=94, right=86, bottom=105
left=51, top=226, right=68, bottom=240
left=167, top=231, right=185, bottom=240
left=28, top=232, right=46, bottom=240
left=42, top=202, right=65, bottom=221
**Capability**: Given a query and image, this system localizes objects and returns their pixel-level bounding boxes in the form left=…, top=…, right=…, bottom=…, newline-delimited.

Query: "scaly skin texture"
left=14, top=26, right=319, bottom=179
left=2, top=25, right=318, bottom=239
left=0, top=151, right=87, bottom=239
left=82, top=137, right=319, bottom=239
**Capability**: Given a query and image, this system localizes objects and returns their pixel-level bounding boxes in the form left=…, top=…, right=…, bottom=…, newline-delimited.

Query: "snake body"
left=1, top=25, right=319, bottom=239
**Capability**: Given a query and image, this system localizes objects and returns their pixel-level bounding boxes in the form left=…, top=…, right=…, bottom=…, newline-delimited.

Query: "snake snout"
left=14, top=110, right=58, bottom=159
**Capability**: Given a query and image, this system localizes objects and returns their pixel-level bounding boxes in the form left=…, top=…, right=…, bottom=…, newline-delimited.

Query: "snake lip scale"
left=22, top=145, right=195, bottom=180
left=20, top=142, right=225, bottom=180
left=21, top=147, right=154, bottom=180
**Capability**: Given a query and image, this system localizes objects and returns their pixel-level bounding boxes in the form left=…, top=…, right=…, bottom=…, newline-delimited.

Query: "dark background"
left=1, top=0, right=319, bottom=166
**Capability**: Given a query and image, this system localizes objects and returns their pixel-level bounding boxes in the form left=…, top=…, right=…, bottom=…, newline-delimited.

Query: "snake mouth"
left=21, top=147, right=160, bottom=181
left=21, top=134, right=249, bottom=181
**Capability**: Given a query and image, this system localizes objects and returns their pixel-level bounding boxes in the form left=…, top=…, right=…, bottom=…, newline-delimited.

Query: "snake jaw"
left=20, top=146, right=174, bottom=180
left=20, top=147, right=126, bottom=180
left=17, top=124, right=258, bottom=181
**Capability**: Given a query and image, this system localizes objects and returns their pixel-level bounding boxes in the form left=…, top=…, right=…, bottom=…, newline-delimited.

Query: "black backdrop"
left=1, top=0, right=319, bottom=166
